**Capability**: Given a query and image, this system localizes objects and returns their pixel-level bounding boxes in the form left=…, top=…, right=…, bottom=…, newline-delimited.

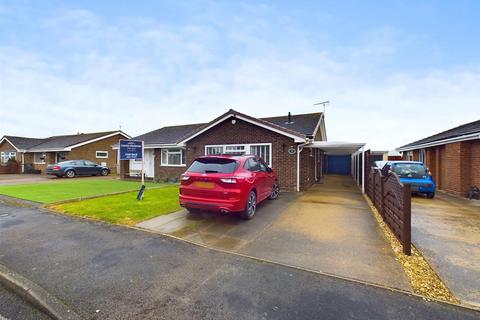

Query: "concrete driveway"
left=0, top=174, right=55, bottom=185
left=138, top=175, right=410, bottom=291
left=412, top=193, right=480, bottom=307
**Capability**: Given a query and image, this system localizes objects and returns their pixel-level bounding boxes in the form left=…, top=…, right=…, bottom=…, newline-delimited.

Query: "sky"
left=0, top=0, right=479, bottom=150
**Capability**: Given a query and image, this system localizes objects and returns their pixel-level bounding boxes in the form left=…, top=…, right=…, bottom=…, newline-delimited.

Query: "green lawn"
left=0, top=179, right=162, bottom=203
left=49, top=186, right=180, bottom=225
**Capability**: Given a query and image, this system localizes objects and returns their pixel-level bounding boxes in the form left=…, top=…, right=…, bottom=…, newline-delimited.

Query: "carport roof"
left=304, top=141, right=365, bottom=155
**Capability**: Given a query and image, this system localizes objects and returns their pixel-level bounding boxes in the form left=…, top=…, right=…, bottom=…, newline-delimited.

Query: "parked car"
left=46, top=160, right=110, bottom=178
left=382, top=161, right=436, bottom=198
left=179, top=155, right=279, bottom=219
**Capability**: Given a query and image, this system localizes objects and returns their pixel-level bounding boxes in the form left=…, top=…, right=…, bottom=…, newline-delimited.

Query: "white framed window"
left=406, top=151, right=413, bottom=161
left=205, top=143, right=272, bottom=166
left=34, top=152, right=45, bottom=164
left=96, top=151, right=109, bottom=159
left=1, top=151, right=16, bottom=164
left=161, top=148, right=186, bottom=166
left=419, top=149, right=426, bottom=164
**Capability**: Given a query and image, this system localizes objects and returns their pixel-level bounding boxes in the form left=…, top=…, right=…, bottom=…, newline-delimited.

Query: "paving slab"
left=138, top=175, right=410, bottom=291
left=412, top=193, right=480, bottom=307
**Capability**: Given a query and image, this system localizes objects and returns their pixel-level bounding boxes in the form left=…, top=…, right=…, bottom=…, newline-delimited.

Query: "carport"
left=300, top=141, right=366, bottom=192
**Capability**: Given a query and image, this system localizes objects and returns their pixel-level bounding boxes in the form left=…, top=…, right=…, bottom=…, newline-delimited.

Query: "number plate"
left=194, top=181, right=215, bottom=189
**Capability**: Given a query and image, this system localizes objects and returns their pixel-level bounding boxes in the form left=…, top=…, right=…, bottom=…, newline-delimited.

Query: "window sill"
left=160, top=164, right=186, bottom=167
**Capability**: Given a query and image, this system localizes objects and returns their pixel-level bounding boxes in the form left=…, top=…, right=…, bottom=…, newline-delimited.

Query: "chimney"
left=286, top=112, right=292, bottom=124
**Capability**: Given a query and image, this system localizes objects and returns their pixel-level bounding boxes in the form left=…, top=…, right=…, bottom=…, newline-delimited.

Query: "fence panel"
left=366, top=168, right=411, bottom=255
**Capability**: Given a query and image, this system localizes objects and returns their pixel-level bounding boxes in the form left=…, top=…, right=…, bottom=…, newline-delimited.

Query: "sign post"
left=119, top=139, right=145, bottom=200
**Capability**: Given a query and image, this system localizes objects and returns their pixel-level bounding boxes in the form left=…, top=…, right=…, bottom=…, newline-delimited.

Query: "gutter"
left=398, top=132, right=480, bottom=152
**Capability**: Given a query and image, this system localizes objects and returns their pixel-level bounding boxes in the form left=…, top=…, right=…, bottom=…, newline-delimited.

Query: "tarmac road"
left=0, top=202, right=478, bottom=320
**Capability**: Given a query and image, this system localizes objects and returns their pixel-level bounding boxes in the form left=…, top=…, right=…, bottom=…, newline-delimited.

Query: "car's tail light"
left=425, top=183, right=433, bottom=187
left=181, top=175, right=190, bottom=181
left=53, top=166, right=61, bottom=170
left=220, top=178, right=237, bottom=184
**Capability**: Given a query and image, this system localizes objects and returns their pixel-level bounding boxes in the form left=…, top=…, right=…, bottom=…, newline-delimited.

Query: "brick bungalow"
left=398, top=119, right=480, bottom=197
left=0, top=131, right=130, bottom=174
left=121, top=109, right=327, bottom=191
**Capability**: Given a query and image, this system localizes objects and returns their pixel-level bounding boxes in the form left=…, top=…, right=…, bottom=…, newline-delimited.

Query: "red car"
left=179, top=155, right=279, bottom=219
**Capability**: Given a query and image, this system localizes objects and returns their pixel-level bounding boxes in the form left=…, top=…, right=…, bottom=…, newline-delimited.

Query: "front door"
left=144, top=149, right=154, bottom=178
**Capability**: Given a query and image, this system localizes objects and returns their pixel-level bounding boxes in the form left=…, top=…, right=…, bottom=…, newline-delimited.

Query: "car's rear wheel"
left=427, top=192, right=435, bottom=199
left=269, top=182, right=280, bottom=200
left=241, top=191, right=257, bottom=220
left=100, top=169, right=109, bottom=176
left=65, top=170, right=75, bottom=178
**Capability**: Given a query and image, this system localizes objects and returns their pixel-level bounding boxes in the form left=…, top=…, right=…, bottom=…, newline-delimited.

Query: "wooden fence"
left=366, top=168, right=411, bottom=255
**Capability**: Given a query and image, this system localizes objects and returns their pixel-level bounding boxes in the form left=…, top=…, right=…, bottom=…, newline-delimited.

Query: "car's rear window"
left=392, top=163, right=427, bottom=177
left=187, top=158, right=239, bottom=174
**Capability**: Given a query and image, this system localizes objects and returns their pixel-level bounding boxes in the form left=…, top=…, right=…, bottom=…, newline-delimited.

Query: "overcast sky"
left=0, top=1, right=479, bottom=150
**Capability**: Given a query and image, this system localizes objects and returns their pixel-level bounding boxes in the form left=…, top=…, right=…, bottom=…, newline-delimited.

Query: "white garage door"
left=129, top=149, right=155, bottom=178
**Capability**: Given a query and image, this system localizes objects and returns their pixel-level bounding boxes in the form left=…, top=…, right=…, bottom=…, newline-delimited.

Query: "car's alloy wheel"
left=101, top=169, right=109, bottom=176
left=269, top=183, right=280, bottom=200
left=242, top=191, right=256, bottom=220
left=65, top=170, right=75, bottom=178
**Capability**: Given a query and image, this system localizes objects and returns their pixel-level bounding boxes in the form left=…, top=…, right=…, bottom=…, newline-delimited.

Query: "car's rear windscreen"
left=392, top=163, right=427, bottom=177
left=188, top=158, right=239, bottom=174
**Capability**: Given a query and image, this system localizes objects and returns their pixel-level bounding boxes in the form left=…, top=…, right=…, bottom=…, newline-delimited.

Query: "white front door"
left=144, top=149, right=154, bottom=178
left=129, top=149, right=155, bottom=178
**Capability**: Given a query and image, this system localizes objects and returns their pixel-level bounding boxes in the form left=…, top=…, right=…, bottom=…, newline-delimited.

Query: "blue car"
left=383, top=161, right=436, bottom=198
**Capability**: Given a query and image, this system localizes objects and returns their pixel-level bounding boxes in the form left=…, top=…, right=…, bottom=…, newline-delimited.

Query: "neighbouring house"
left=120, top=109, right=329, bottom=191
left=0, top=131, right=130, bottom=174
left=398, top=119, right=480, bottom=197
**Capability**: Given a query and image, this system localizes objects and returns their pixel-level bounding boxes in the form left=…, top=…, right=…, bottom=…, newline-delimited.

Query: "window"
left=406, top=151, right=413, bottom=161
left=419, top=149, right=426, bottom=164
left=34, top=152, right=45, bottom=164
left=205, top=143, right=272, bottom=166
left=224, top=145, right=246, bottom=155
left=161, top=148, right=186, bottom=166
left=205, top=146, right=223, bottom=155
left=0, top=151, right=15, bottom=164
left=250, top=145, right=271, bottom=166
left=96, top=151, right=108, bottom=159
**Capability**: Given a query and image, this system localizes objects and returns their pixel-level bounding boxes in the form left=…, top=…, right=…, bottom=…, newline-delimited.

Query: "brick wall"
left=154, top=148, right=186, bottom=182
left=470, top=140, right=480, bottom=188
left=442, top=142, right=471, bottom=195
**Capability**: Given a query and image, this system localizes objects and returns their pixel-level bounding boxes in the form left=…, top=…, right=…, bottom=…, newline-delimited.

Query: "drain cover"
left=0, top=213, right=9, bottom=218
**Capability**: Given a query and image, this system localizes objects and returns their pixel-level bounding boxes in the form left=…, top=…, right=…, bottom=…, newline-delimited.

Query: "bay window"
left=161, top=148, right=186, bottom=166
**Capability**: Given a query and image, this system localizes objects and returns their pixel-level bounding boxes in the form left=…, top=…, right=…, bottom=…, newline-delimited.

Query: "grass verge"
left=0, top=179, right=159, bottom=203
left=364, top=195, right=459, bottom=304
left=48, top=185, right=180, bottom=225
